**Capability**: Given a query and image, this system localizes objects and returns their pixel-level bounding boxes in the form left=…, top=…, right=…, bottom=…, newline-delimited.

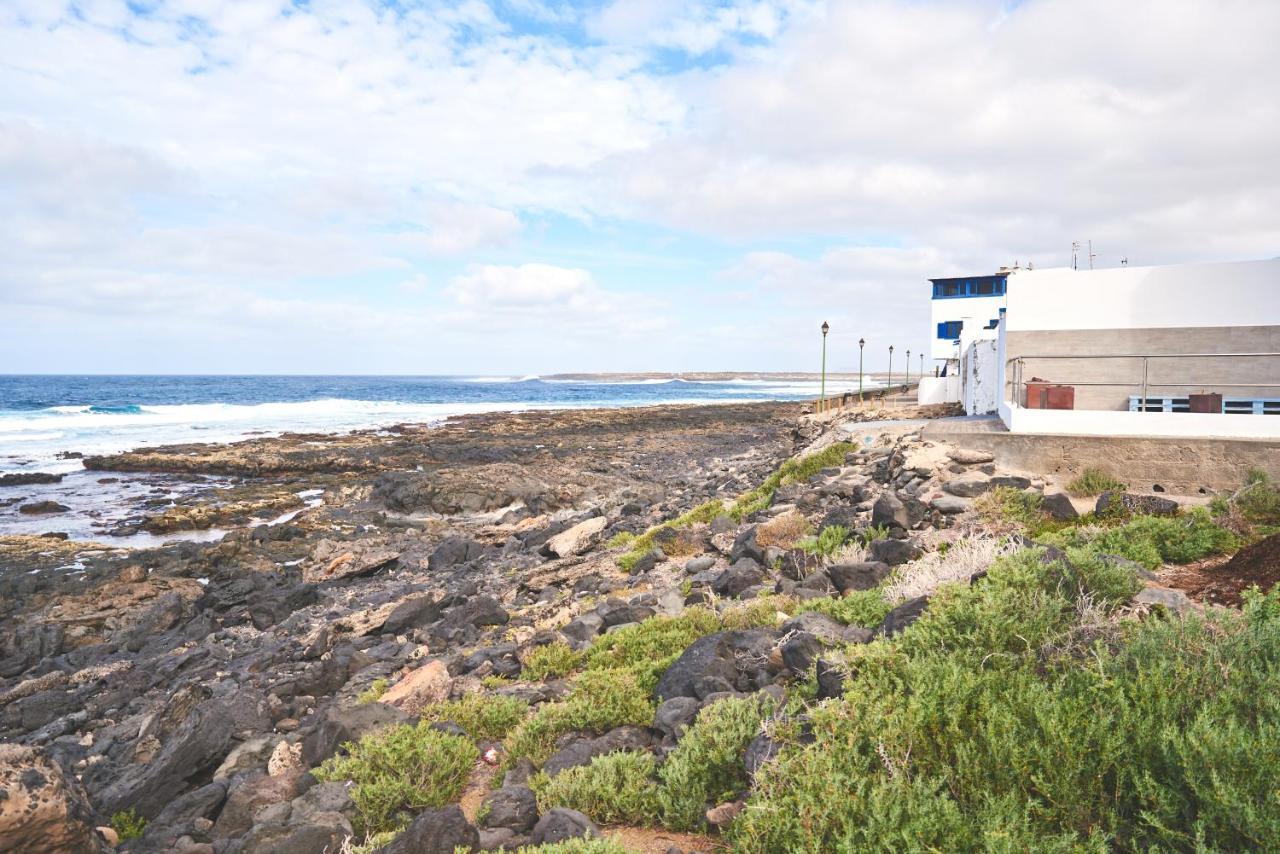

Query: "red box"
left=1188, top=393, right=1222, bottom=413
left=1025, top=383, right=1075, bottom=410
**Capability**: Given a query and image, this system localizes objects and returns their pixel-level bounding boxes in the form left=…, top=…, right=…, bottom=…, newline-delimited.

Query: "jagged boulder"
left=0, top=744, right=103, bottom=853
left=377, top=805, right=479, bottom=854
left=655, top=629, right=777, bottom=701
left=1096, top=491, right=1179, bottom=517
left=871, top=492, right=910, bottom=530
left=530, top=808, right=599, bottom=845
left=544, top=516, right=608, bottom=558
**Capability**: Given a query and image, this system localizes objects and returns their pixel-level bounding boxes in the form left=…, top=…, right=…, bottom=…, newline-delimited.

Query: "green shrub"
left=523, top=641, right=585, bottom=681
left=720, top=595, right=796, bottom=630
left=356, top=678, right=388, bottom=705
left=313, top=724, right=478, bottom=833
left=504, top=669, right=654, bottom=767
left=583, top=609, right=721, bottom=691
left=797, top=588, right=894, bottom=628
left=858, top=524, right=892, bottom=545
left=797, top=524, right=851, bottom=557
left=110, top=808, right=147, bottom=841
left=532, top=751, right=661, bottom=824
left=730, top=442, right=856, bottom=521
left=420, top=693, right=528, bottom=742
left=512, top=840, right=636, bottom=854
left=730, top=550, right=1280, bottom=852
left=1042, top=508, right=1238, bottom=569
left=1067, top=467, right=1128, bottom=497
left=975, top=486, right=1044, bottom=525
left=657, top=695, right=773, bottom=830
left=1214, top=469, right=1280, bottom=535
left=616, top=501, right=724, bottom=571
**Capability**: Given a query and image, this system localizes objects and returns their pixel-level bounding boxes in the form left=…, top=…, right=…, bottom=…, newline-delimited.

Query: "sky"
left=1, top=0, right=1278, bottom=375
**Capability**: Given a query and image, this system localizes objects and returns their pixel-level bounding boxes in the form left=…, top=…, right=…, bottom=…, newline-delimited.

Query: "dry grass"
left=755, top=511, right=813, bottom=549
left=881, top=535, right=1018, bottom=603
left=829, top=540, right=869, bottom=565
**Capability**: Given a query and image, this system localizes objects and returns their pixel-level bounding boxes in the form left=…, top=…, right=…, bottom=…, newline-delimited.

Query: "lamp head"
left=858, top=337, right=865, bottom=348
left=821, top=321, right=829, bottom=336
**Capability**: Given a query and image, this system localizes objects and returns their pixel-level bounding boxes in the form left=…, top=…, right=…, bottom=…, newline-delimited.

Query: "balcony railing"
left=1007, top=352, right=1280, bottom=412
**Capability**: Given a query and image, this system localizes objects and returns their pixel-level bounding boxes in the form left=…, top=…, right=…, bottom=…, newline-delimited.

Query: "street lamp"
left=905, top=349, right=911, bottom=388
left=858, top=338, right=865, bottom=402
left=820, top=321, right=830, bottom=412
left=888, top=345, right=894, bottom=392
left=920, top=352, right=924, bottom=381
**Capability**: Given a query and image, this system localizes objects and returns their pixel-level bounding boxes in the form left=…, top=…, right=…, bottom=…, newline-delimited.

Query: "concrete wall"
left=1003, top=325, right=1280, bottom=410
left=962, top=338, right=1000, bottom=415
left=921, top=422, right=1280, bottom=494
left=1005, top=404, right=1280, bottom=440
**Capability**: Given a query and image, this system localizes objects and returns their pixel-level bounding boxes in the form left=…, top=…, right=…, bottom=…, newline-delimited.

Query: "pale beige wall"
left=1004, top=325, right=1280, bottom=410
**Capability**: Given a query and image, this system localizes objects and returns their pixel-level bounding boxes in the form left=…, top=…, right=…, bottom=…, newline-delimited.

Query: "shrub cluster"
left=615, top=500, right=724, bottom=572
left=419, top=693, right=528, bottom=742
left=521, top=641, right=584, bottom=681
left=730, top=442, right=856, bottom=521
left=582, top=608, right=721, bottom=691
left=313, top=724, right=478, bottom=834
left=730, top=549, right=1280, bottom=852
left=1067, top=466, right=1128, bottom=497
left=796, top=588, right=894, bottom=628
left=1042, top=507, right=1238, bottom=568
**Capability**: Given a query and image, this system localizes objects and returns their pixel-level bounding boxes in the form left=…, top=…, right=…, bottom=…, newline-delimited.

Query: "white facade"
left=1003, top=258, right=1280, bottom=332
left=928, top=273, right=1008, bottom=362
left=995, top=258, right=1280, bottom=440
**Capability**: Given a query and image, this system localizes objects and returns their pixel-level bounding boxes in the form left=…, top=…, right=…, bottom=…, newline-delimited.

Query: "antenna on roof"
left=1088, top=240, right=1095, bottom=270
left=1071, top=241, right=1080, bottom=270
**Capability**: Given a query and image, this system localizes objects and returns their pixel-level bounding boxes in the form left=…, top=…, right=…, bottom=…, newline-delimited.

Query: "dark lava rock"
left=0, top=472, right=63, bottom=487
left=655, top=629, right=777, bottom=701
left=870, top=537, right=921, bottom=567
left=815, top=657, right=847, bottom=700
left=428, top=536, right=487, bottom=570
left=542, top=726, right=652, bottom=777
left=1040, top=491, right=1079, bottom=521
left=685, top=555, right=716, bottom=574
left=712, top=558, right=765, bottom=599
left=382, top=595, right=442, bottom=635
left=871, top=492, right=909, bottom=530
left=780, top=632, right=824, bottom=675
left=138, top=780, right=227, bottom=849
left=779, top=611, right=871, bottom=645
left=480, top=786, right=540, bottom=833
left=95, top=696, right=237, bottom=818
left=879, top=596, right=930, bottom=637
left=827, top=560, right=892, bottom=593
left=729, top=527, right=766, bottom=565
left=991, top=474, right=1032, bottom=490
left=18, top=500, right=70, bottom=515
left=744, top=732, right=779, bottom=779
left=601, top=604, right=656, bottom=629
left=376, top=805, right=479, bottom=854
left=561, top=612, right=604, bottom=647
left=653, top=696, right=701, bottom=740
left=1096, top=491, right=1179, bottom=517
left=530, top=808, right=599, bottom=845
left=301, top=703, right=414, bottom=767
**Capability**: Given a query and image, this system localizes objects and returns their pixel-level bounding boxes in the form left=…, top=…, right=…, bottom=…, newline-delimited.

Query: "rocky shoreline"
left=0, top=401, right=1275, bottom=852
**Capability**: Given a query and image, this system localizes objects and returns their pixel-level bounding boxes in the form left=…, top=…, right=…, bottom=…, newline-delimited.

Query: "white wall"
left=918, top=375, right=960, bottom=405
left=930, top=293, right=1006, bottom=360
left=1005, top=258, right=1280, bottom=332
left=962, top=338, right=1000, bottom=415
left=1003, top=403, right=1280, bottom=440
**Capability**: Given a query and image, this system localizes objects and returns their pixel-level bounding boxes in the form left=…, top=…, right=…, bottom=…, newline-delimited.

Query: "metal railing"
left=1008, top=352, right=1280, bottom=411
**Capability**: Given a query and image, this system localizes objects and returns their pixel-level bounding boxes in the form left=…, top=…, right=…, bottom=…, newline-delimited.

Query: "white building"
left=921, top=258, right=1280, bottom=439
left=927, top=273, right=1009, bottom=365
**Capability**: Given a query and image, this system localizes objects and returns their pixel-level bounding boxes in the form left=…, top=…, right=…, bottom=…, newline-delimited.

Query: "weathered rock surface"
left=380, top=659, right=452, bottom=713
left=0, top=743, right=103, bottom=853
left=544, top=516, right=608, bottom=558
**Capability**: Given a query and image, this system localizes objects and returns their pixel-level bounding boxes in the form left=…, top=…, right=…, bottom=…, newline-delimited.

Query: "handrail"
left=1007, top=352, right=1280, bottom=411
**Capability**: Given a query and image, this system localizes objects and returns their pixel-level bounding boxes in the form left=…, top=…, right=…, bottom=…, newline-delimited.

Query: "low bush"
left=419, top=693, right=528, bottom=742
left=797, top=524, right=851, bottom=558
left=356, top=678, right=388, bottom=705
left=503, top=668, right=654, bottom=767
left=755, top=511, right=812, bottom=549
left=313, top=724, right=478, bottom=834
left=730, top=549, right=1280, bottom=852
left=583, top=609, right=721, bottom=691
left=531, top=751, right=661, bottom=825
left=522, top=641, right=584, bottom=681
left=657, top=695, right=773, bottom=830
left=110, top=809, right=147, bottom=842
left=1212, top=469, right=1280, bottom=537
left=720, top=595, right=795, bottom=630
left=1042, top=508, right=1238, bottom=569
left=616, top=501, right=725, bottom=571
left=974, top=486, right=1043, bottom=526
left=730, top=442, right=856, bottom=521
left=513, top=840, right=635, bottom=854
left=797, top=588, right=894, bottom=628
left=1067, top=467, right=1128, bottom=497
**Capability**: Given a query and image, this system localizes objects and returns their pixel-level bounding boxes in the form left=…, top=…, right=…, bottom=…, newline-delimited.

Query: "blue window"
left=930, top=276, right=1006, bottom=299
left=937, top=320, right=963, bottom=339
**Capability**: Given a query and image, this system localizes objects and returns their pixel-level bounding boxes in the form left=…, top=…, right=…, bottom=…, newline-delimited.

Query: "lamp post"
left=858, top=338, right=865, bottom=403
left=905, top=349, right=911, bottom=389
left=888, top=345, right=894, bottom=394
left=920, top=353, right=924, bottom=382
left=820, top=321, right=829, bottom=412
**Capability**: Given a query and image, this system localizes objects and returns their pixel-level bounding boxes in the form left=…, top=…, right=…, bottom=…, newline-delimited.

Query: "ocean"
left=0, top=374, right=876, bottom=477
left=0, top=374, right=877, bottom=544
